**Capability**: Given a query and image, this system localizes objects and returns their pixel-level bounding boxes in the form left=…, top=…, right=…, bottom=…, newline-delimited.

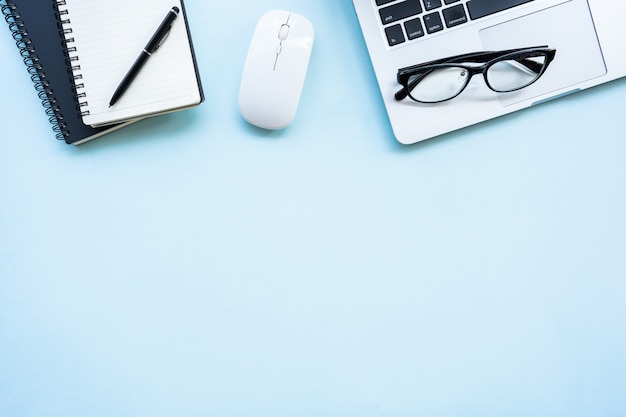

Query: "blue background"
left=2, top=1, right=626, bottom=416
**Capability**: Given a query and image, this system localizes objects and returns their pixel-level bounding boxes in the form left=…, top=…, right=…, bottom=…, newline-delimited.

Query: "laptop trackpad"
left=479, top=0, right=606, bottom=106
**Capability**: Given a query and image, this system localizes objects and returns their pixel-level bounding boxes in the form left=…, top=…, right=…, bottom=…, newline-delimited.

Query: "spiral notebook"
left=1, top=0, right=136, bottom=144
left=60, top=0, right=204, bottom=127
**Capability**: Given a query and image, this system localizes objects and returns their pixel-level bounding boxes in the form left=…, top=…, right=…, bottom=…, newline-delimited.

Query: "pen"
left=109, top=6, right=180, bottom=107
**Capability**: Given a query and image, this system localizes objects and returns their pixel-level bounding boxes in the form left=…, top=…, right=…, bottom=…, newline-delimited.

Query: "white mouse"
left=238, top=10, right=314, bottom=130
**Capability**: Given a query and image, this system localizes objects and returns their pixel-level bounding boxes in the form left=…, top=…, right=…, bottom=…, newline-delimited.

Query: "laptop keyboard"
left=377, top=0, right=535, bottom=47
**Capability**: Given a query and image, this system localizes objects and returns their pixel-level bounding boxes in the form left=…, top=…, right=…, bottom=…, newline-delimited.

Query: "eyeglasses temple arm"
left=398, top=49, right=518, bottom=74
left=398, top=46, right=550, bottom=73
left=395, top=70, right=432, bottom=101
left=395, top=87, right=409, bottom=101
left=514, top=57, right=544, bottom=73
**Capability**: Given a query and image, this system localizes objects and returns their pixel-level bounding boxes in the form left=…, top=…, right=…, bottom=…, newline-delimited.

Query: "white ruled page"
left=60, top=0, right=202, bottom=127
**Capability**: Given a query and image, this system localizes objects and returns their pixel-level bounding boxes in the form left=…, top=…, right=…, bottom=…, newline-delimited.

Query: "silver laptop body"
left=352, top=0, right=626, bottom=144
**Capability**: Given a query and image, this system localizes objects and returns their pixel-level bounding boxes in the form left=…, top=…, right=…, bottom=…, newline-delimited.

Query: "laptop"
left=352, top=0, right=626, bottom=144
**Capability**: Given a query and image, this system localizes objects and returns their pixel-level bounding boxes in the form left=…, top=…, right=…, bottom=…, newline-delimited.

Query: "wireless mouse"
left=238, top=10, right=314, bottom=130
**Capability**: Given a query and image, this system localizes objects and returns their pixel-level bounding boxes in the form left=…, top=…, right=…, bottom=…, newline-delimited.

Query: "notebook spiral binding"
left=1, top=0, right=66, bottom=140
left=55, top=0, right=90, bottom=117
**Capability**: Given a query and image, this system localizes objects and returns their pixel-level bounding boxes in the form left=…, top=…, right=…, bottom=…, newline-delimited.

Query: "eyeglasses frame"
left=395, top=46, right=557, bottom=103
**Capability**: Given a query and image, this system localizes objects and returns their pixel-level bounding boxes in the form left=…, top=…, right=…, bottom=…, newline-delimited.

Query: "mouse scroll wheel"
left=278, top=24, right=290, bottom=41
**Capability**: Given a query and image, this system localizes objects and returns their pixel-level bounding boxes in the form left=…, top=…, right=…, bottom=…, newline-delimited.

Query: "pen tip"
left=172, top=6, right=180, bottom=13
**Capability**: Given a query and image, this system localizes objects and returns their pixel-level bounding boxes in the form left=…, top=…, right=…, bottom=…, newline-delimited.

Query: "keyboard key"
left=466, top=0, right=534, bottom=20
left=379, top=0, right=422, bottom=25
left=423, top=12, right=444, bottom=33
left=423, top=0, right=442, bottom=11
left=376, top=0, right=396, bottom=5
left=385, top=24, right=406, bottom=46
left=443, top=4, right=467, bottom=27
left=404, top=18, right=425, bottom=40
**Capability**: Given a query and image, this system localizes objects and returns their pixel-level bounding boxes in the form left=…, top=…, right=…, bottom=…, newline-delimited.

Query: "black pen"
left=109, top=6, right=180, bottom=107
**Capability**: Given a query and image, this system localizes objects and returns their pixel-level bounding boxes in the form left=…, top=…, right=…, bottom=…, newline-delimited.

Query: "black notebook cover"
left=1, top=0, right=132, bottom=144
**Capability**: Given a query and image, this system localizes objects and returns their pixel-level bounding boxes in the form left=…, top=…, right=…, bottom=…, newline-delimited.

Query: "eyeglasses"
left=395, top=46, right=556, bottom=104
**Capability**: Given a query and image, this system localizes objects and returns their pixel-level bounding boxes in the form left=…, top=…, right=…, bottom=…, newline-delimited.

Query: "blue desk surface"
left=2, top=2, right=625, bottom=416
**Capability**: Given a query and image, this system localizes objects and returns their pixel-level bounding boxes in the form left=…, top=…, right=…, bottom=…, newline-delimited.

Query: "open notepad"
left=60, top=0, right=203, bottom=127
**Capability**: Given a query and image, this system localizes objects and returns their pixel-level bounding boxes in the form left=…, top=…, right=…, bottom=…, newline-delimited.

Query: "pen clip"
left=153, top=26, right=173, bottom=52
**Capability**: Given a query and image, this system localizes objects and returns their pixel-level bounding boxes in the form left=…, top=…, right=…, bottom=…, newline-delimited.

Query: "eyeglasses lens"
left=407, top=67, right=469, bottom=103
left=487, top=54, right=548, bottom=92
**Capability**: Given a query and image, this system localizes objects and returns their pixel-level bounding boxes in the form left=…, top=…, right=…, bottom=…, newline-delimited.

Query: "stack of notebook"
left=1, top=0, right=204, bottom=145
